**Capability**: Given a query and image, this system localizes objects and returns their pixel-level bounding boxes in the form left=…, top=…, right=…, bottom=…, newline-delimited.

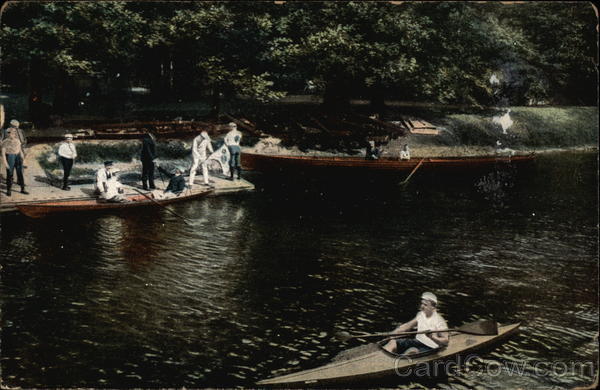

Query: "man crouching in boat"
left=151, top=166, right=187, bottom=199
left=383, top=292, right=449, bottom=355
left=95, top=161, right=128, bottom=202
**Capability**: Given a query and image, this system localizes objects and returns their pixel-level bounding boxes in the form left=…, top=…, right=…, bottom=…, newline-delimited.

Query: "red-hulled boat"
left=241, top=152, right=535, bottom=172
left=16, top=187, right=212, bottom=218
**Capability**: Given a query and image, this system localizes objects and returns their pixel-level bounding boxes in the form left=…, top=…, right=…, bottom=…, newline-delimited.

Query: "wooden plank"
left=410, top=128, right=440, bottom=135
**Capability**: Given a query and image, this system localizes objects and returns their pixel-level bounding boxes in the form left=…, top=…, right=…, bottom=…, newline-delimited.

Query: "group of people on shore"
left=1, top=120, right=243, bottom=200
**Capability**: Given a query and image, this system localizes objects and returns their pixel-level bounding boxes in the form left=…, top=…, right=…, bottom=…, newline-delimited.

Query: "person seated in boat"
left=366, top=140, right=380, bottom=160
left=400, top=144, right=411, bottom=160
left=95, top=161, right=127, bottom=202
left=152, top=165, right=187, bottom=199
left=383, top=292, right=449, bottom=355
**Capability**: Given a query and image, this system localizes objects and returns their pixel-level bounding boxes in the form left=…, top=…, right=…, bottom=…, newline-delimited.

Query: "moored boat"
left=16, top=187, right=213, bottom=218
left=241, top=152, right=535, bottom=173
left=257, top=322, right=520, bottom=387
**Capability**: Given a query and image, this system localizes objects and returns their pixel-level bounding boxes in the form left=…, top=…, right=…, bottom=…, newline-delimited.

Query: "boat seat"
left=378, top=344, right=445, bottom=360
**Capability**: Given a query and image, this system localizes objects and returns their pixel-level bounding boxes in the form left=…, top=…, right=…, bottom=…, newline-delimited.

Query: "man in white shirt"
left=189, top=131, right=214, bottom=187
left=57, top=133, right=77, bottom=190
left=400, top=144, right=411, bottom=160
left=224, top=122, right=242, bottom=180
left=383, top=292, right=449, bottom=354
left=95, top=161, right=126, bottom=202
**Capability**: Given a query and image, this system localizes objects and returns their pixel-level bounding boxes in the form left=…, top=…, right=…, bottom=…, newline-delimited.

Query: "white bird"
left=493, top=109, right=513, bottom=134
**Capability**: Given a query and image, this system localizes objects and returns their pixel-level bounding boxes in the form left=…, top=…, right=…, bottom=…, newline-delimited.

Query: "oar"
left=132, top=188, right=194, bottom=226
left=157, top=168, right=165, bottom=185
left=335, top=319, right=498, bottom=342
left=399, top=158, right=425, bottom=185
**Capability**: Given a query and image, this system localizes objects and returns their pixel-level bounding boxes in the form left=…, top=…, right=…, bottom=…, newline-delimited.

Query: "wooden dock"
left=0, top=175, right=254, bottom=215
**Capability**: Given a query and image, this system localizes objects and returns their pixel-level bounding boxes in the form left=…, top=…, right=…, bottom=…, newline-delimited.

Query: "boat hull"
left=257, top=323, right=520, bottom=387
left=16, top=188, right=212, bottom=218
left=241, top=153, right=535, bottom=173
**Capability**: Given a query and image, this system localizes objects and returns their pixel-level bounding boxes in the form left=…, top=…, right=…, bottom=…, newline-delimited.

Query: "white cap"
left=201, top=130, right=210, bottom=139
left=64, top=133, right=74, bottom=139
left=421, top=292, right=438, bottom=304
left=228, top=122, right=237, bottom=128
left=10, top=119, right=19, bottom=127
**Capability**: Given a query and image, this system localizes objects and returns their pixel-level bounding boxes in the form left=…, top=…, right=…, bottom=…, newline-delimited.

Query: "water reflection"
left=0, top=152, right=597, bottom=388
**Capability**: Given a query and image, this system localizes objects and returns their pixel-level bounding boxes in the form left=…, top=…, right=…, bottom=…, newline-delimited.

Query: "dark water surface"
left=1, top=152, right=597, bottom=388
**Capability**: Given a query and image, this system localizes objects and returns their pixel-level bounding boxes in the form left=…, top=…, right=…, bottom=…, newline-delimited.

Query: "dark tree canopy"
left=0, top=1, right=596, bottom=119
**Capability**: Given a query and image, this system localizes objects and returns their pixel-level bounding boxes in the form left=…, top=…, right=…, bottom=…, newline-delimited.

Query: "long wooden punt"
left=16, top=187, right=213, bottom=218
left=257, top=322, right=520, bottom=387
left=241, top=153, right=535, bottom=172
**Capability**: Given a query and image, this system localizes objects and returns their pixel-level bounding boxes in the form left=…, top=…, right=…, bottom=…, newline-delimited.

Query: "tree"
left=496, top=2, right=597, bottom=105
left=0, top=1, right=145, bottom=119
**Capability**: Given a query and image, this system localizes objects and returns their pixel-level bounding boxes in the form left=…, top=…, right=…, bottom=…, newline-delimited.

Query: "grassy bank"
left=32, top=104, right=598, bottom=172
left=419, top=106, right=599, bottom=148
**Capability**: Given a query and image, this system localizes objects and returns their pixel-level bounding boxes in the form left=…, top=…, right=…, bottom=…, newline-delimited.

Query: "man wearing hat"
left=189, top=130, right=214, bottom=187
left=1, top=127, right=28, bottom=196
left=140, top=131, right=156, bottom=190
left=383, top=292, right=449, bottom=355
left=57, top=133, right=77, bottom=190
left=153, top=165, right=187, bottom=199
left=224, top=122, right=242, bottom=180
left=95, top=161, right=126, bottom=202
left=2, top=119, right=27, bottom=147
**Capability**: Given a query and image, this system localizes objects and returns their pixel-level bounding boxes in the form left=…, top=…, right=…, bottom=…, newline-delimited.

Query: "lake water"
left=1, top=151, right=597, bottom=388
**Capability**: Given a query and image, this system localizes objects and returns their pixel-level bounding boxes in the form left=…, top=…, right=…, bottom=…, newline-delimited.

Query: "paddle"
left=335, top=319, right=498, bottom=342
left=399, top=158, right=425, bottom=186
left=132, top=188, right=194, bottom=226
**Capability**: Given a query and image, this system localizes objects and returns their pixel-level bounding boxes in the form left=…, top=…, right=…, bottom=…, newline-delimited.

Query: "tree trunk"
left=208, top=86, right=221, bottom=119
left=369, top=86, right=386, bottom=119
left=322, top=79, right=351, bottom=112
left=28, top=59, right=52, bottom=128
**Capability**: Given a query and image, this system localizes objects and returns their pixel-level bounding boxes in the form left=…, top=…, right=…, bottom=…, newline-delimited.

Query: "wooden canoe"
left=15, top=187, right=213, bottom=218
left=257, top=322, right=520, bottom=387
left=241, top=153, right=535, bottom=172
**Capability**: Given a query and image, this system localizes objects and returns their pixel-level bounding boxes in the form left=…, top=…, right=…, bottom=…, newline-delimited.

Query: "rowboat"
left=257, top=322, right=520, bottom=387
left=241, top=152, right=535, bottom=172
left=15, top=187, right=212, bottom=218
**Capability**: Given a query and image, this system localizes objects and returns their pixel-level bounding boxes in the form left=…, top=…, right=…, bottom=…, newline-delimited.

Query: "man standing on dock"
left=1, top=127, right=28, bottom=196
left=57, top=133, right=77, bottom=190
left=189, top=131, right=214, bottom=187
left=224, top=122, right=242, bottom=180
left=140, top=131, right=156, bottom=190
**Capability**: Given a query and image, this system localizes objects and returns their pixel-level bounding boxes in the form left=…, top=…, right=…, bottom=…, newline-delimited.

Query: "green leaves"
left=0, top=1, right=595, bottom=109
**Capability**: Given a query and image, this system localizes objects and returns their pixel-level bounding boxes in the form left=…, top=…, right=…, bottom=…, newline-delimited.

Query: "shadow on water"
left=1, top=151, right=597, bottom=388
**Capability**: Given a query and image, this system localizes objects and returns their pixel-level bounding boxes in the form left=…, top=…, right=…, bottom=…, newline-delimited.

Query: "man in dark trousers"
left=224, top=122, right=243, bottom=180
left=1, top=127, right=28, bottom=196
left=57, top=133, right=77, bottom=190
left=152, top=166, right=187, bottom=199
left=140, top=131, right=156, bottom=190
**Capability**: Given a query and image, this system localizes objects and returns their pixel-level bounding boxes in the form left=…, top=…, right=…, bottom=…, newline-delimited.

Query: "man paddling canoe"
left=383, top=292, right=449, bottom=354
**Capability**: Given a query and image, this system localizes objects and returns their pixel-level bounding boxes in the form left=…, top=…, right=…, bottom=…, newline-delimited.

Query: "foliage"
left=0, top=1, right=596, bottom=115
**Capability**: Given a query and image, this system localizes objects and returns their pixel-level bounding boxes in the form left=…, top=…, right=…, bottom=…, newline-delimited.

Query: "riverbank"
left=5, top=101, right=598, bottom=161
